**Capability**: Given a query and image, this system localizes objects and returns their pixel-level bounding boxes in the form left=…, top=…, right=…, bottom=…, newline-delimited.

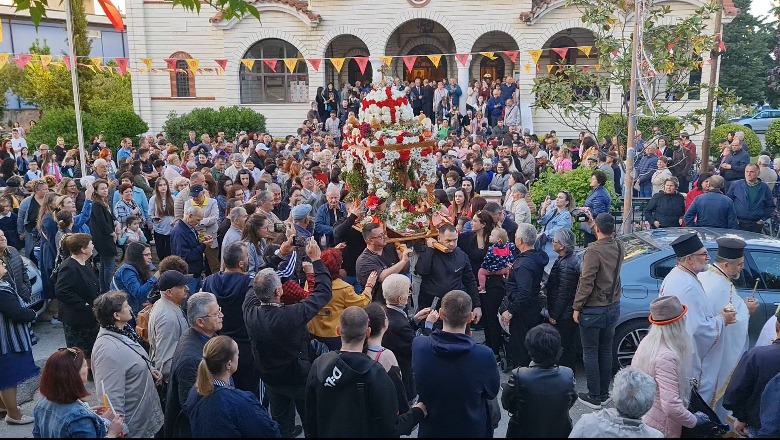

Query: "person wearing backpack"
left=304, top=306, right=426, bottom=437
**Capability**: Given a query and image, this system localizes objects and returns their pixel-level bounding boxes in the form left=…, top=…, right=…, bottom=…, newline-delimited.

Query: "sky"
left=751, top=0, right=777, bottom=21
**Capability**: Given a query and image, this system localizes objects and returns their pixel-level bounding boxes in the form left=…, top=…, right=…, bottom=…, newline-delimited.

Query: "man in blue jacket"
left=446, top=78, right=462, bottom=108
left=412, top=290, right=500, bottom=438
left=313, top=187, right=346, bottom=248
left=486, top=89, right=504, bottom=127
left=726, top=164, right=776, bottom=233
left=684, top=175, right=738, bottom=229
left=720, top=140, right=751, bottom=192
left=170, top=206, right=213, bottom=291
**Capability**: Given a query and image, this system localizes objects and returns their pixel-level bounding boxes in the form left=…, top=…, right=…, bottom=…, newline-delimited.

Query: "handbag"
left=680, top=383, right=730, bottom=438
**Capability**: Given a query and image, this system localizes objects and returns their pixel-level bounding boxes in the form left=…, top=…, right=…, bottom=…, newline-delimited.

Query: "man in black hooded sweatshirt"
left=304, top=306, right=426, bottom=437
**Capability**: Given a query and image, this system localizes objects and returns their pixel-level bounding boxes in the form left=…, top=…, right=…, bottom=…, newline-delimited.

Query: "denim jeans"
left=265, top=383, right=305, bottom=437
left=639, top=184, right=653, bottom=198
left=98, top=255, right=117, bottom=294
left=579, top=302, right=620, bottom=399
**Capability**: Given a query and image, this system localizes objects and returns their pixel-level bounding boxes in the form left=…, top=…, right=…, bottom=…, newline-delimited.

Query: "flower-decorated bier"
left=341, top=86, right=450, bottom=243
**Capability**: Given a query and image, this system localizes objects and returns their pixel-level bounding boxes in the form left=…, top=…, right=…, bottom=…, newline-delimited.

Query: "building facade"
left=126, top=0, right=736, bottom=142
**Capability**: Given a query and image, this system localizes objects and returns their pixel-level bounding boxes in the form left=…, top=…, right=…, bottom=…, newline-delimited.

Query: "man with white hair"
left=221, top=206, right=248, bottom=262
left=758, top=155, right=777, bottom=191
left=171, top=206, right=213, bottom=288
left=313, top=187, right=346, bottom=248
left=224, top=153, right=244, bottom=181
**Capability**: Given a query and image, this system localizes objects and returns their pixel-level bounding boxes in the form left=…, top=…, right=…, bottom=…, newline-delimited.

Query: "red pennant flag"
left=667, top=43, right=676, bottom=52
left=402, top=55, right=417, bottom=73
left=611, top=49, right=619, bottom=57
left=455, top=54, right=470, bottom=68
left=63, top=55, right=71, bottom=70
left=15, top=54, right=32, bottom=69
left=718, top=34, right=726, bottom=52
left=306, top=58, right=321, bottom=71
left=552, top=48, right=568, bottom=59
left=96, top=0, right=124, bottom=32
left=582, top=66, right=589, bottom=72
left=503, top=51, right=519, bottom=63
left=263, top=59, right=278, bottom=72
left=353, top=57, right=369, bottom=74
left=163, top=58, right=177, bottom=70
left=215, top=59, right=228, bottom=71
left=115, top=57, right=128, bottom=75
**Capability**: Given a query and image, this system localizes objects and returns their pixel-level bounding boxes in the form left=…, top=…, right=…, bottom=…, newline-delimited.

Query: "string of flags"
left=0, top=42, right=717, bottom=77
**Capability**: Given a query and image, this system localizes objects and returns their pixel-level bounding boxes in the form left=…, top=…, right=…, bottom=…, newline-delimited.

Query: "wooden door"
left=480, top=67, right=496, bottom=82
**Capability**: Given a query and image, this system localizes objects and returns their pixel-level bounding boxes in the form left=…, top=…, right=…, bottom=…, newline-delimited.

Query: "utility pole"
left=64, top=0, right=88, bottom=178
left=622, top=0, right=641, bottom=235
left=701, top=0, right=724, bottom=174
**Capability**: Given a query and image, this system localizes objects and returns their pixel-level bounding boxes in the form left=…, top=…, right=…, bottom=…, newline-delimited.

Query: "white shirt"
left=11, top=137, right=26, bottom=157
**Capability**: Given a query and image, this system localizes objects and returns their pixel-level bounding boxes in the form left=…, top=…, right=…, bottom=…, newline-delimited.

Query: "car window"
left=621, top=234, right=659, bottom=262
left=750, top=251, right=780, bottom=290
left=651, top=255, right=676, bottom=280
left=772, top=111, right=780, bottom=118
left=757, top=111, right=767, bottom=119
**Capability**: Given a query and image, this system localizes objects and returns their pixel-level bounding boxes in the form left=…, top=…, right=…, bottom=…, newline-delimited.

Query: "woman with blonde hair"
left=164, top=153, right=183, bottom=183
left=632, top=295, right=709, bottom=437
left=183, top=336, right=279, bottom=438
left=554, top=147, right=572, bottom=174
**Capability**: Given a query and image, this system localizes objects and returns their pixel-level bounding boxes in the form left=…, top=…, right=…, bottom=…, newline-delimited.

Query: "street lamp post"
left=64, top=0, right=88, bottom=178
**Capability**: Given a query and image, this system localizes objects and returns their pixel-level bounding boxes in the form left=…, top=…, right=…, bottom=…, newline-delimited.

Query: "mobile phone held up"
left=431, top=296, right=440, bottom=311
left=293, top=236, right=308, bottom=248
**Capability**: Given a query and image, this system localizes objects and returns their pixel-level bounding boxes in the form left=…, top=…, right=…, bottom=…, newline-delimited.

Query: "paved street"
left=0, top=320, right=604, bottom=438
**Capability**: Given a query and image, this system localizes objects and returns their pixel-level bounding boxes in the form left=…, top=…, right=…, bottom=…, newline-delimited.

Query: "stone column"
left=457, top=55, right=471, bottom=114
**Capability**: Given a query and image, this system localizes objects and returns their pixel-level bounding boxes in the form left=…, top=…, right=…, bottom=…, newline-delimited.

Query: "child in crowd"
left=478, top=227, right=519, bottom=294
left=118, top=215, right=147, bottom=246
left=60, top=156, right=76, bottom=178
left=456, top=216, right=470, bottom=234
left=54, top=210, right=74, bottom=259
left=25, top=160, right=42, bottom=183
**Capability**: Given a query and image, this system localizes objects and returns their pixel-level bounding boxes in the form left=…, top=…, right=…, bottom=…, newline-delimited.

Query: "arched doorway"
left=324, top=34, right=372, bottom=87
left=239, top=39, right=308, bottom=104
left=479, top=56, right=505, bottom=84
left=407, top=44, right=448, bottom=83
left=471, top=31, right=519, bottom=84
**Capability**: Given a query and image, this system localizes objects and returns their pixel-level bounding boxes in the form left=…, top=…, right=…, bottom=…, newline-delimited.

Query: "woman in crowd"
left=15, top=147, right=30, bottom=178
left=172, top=177, right=189, bottom=198
left=131, top=162, right=154, bottom=199
left=91, top=291, right=164, bottom=438
left=644, top=177, right=686, bottom=229
left=241, top=214, right=270, bottom=275
left=235, top=169, right=255, bottom=203
left=544, top=229, right=580, bottom=370
left=89, top=179, right=119, bottom=294
left=41, top=151, right=62, bottom=183
left=448, top=189, right=472, bottom=220
left=607, top=151, right=623, bottom=195
left=56, top=177, right=85, bottom=212
left=287, top=187, right=302, bottom=209
left=36, top=192, right=60, bottom=299
left=581, top=170, right=611, bottom=246
left=98, top=150, right=118, bottom=181
left=285, top=162, right=302, bottom=199
left=55, top=233, right=101, bottom=378
left=33, top=347, right=123, bottom=438
left=0, top=158, right=17, bottom=185
left=307, top=249, right=372, bottom=350
left=3, top=178, right=24, bottom=214
left=505, top=183, right=531, bottom=224
left=460, top=177, right=476, bottom=201
left=651, top=156, right=673, bottom=195
left=183, top=336, right=280, bottom=438
left=113, top=242, right=159, bottom=315
left=164, top=153, right=183, bottom=183
left=466, top=80, right=479, bottom=113
left=489, top=160, right=510, bottom=192
left=216, top=176, right=233, bottom=222
left=554, top=147, right=572, bottom=174
left=0, top=258, right=37, bottom=425
left=114, top=183, right=142, bottom=229
left=502, top=324, right=576, bottom=438
left=538, top=190, right=574, bottom=264
left=685, top=171, right=712, bottom=211
left=632, top=296, right=706, bottom=438
left=365, top=302, right=409, bottom=413
left=149, top=177, right=175, bottom=260
left=506, top=172, right=536, bottom=216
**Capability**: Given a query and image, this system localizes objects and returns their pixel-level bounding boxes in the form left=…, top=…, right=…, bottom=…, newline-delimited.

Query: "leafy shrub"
left=162, top=106, right=266, bottom=146
left=597, top=114, right=683, bottom=145
left=529, top=165, right=619, bottom=213
left=94, top=109, right=149, bottom=150
left=710, top=123, right=761, bottom=157
left=764, top=119, right=780, bottom=157
left=27, top=108, right=99, bottom=148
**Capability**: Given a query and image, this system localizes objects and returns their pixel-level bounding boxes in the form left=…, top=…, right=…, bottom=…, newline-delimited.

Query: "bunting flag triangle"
left=455, top=54, right=470, bottom=68
left=141, top=58, right=153, bottom=70
left=546, top=65, right=554, bottom=73
left=578, top=46, right=592, bottom=57
left=186, top=58, right=199, bottom=72
left=426, top=54, right=442, bottom=68
left=283, top=58, right=298, bottom=73
left=263, top=59, right=278, bottom=72
left=528, top=50, right=543, bottom=64
left=352, top=57, right=369, bottom=74
left=504, top=51, right=519, bottom=63
left=611, top=49, right=619, bottom=57
left=523, top=64, right=531, bottom=73
left=241, top=59, right=255, bottom=70
left=401, top=55, right=417, bottom=73
left=0, top=53, right=8, bottom=70
left=90, top=57, right=103, bottom=67
left=667, top=43, right=676, bottom=52
left=163, top=58, right=177, bottom=70
left=582, top=66, right=589, bottom=72
left=39, top=54, right=53, bottom=69
left=63, top=56, right=71, bottom=70
left=552, top=48, right=568, bottom=59
left=330, top=58, right=345, bottom=73
left=594, top=64, right=601, bottom=71
left=96, top=0, right=124, bottom=32
left=379, top=56, right=393, bottom=67
left=479, top=52, right=496, bottom=60
left=215, top=59, right=228, bottom=72
left=115, top=57, right=129, bottom=76
left=718, top=33, right=726, bottom=52
left=15, top=54, right=32, bottom=69
left=306, top=58, right=321, bottom=71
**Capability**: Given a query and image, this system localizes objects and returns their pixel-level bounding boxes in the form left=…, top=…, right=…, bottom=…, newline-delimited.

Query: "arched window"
left=549, top=37, right=578, bottom=66
left=169, top=51, right=195, bottom=97
left=240, top=39, right=308, bottom=104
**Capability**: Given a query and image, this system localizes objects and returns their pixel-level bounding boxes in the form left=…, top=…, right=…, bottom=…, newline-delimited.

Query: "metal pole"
left=64, top=0, right=88, bottom=178
left=701, top=0, right=724, bottom=174
left=622, top=0, right=641, bottom=235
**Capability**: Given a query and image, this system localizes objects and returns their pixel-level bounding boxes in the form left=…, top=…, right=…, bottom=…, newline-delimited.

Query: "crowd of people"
left=0, top=75, right=778, bottom=438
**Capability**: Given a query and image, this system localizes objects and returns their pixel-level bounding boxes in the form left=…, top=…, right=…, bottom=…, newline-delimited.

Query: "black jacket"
left=164, top=328, right=209, bottom=438
left=381, top=306, right=432, bottom=401
left=170, top=220, right=206, bottom=276
left=4, top=247, right=31, bottom=303
left=546, top=251, right=580, bottom=321
left=89, top=202, right=118, bottom=257
left=305, top=351, right=423, bottom=438
left=501, top=364, right=577, bottom=438
left=243, top=260, right=332, bottom=387
left=415, top=245, right=480, bottom=307
left=55, top=257, right=100, bottom=328
left=505, top=249, right=549, bottom=316
left=724, top=340, right=780, bottom=429
left=644, top=191, right=686, bottom=228
left=332, top=213, right=365, bottom=277
left=474, top=170, right=490, bottom=194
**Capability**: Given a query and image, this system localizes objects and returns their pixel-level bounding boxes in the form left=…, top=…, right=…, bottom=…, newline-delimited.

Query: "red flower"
left=375, top=151, right=385, bottom=159
left=396, top=135, right=404, bottom=144
left=366, top=194, right=381, bottom=210
left=421, top=148, right=431, bottom=157
left=399, top=150, right=411, bottom=162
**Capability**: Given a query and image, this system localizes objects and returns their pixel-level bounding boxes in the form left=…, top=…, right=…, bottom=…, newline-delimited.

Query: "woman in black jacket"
left=644, top=176, right=686, bottom=229
left=88, top=179, right=118, bottom=294
left=55, top=233, right=101, bottom=375
left=544, top=229, right=580, bottom=370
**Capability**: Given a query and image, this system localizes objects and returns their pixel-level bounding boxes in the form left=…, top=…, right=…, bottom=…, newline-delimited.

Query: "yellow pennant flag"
left=427, top=54, right=442, bottom=68
left=546, top=65, right=554, bottom=73
left=141, top=58, right=153, bottom=70
left=379, top=56, right=393, bottom=66
left=594, top=64, right=601, bottom=71
left=578, top=46, right=593, bottom=57
left=523, top=64, right=531, bottom=73
left=528, top=49, right=543, bottom=64
left=283, top=58, right=298, bottom=72
left=90, top=57, right=103, bottom=67
left=330, top=57, right=345, bottom=73
left=186, top=58, right=199, bottom=72
left=241, top=59, right=255, bottom=70
left=480, top=52, right=496, bottom=60
left=0, top=53, right=8, bottom=70
left=39, top=54, right=53, bottom=68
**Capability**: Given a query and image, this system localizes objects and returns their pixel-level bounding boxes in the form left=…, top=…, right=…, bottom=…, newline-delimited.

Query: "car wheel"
left=613, top=319, right=650, bottom=370
left=744, top=124, right=752, bottom=131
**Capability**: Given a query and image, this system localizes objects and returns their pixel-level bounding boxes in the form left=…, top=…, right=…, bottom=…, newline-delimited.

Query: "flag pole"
left=64, top=0, right=88, bottom=178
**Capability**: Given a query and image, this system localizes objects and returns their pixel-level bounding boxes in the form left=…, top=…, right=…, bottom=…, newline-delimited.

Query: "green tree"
left=720, top=0, right=774, bottom=105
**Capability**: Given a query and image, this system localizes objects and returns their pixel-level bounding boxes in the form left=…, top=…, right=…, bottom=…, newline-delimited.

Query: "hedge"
left=26, top=108, right=148, bottom=152
left=162, top=106, right=266, bottom=147
left=597, top=114, right=683, bottom=145
left=764, top=119, right=780, bottom=157
left=709, top=123, right=761, bottom=157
